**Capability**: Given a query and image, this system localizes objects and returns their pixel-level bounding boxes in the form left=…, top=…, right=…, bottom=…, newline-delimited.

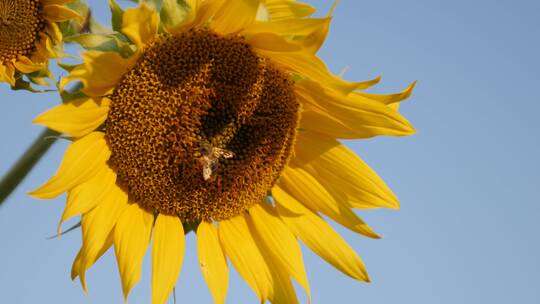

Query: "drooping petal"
left=3, top=64, right=15, bottom=86
left=29, top=132, right=111, bottom=199
left=34, top=98, right=110, bottom=138
left=272, top=186, right=370, bottom=282
left=122, top=3, right=159, bottom=49
left=197, top=221, right=228, bottom=304
left=0, top=64, right=15, bottom=86
left=292, top=130, right=400, bottom=209
left=13, top=56, right=44, bottom=73
left=295, top=80, right=415, bottom=139
left=60, top=51, right=138, bottom=97
left=58, top=165, right=117, bottom=231
left=152, top=214, right=185, bottom=304
left=46, top=20, right=63, bottom=42
left=248, top=203, right=310, bottom=299
left=114, top=203, right=153, bottom=299
left=218, top=214, right=273, bottom=302
left=42, top=4, right=82, bottom=22
left=35, top=34, right=56, bottom=59
left=278, top=167, right=380, bottom=239
left=72, top=184, right=129, bottom=291
left=211, top=0, right=260, bottom=34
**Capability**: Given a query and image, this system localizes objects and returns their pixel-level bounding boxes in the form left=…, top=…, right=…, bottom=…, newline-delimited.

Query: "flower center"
left=0, top=0, right=45, bottom=63
left=106, top=29, right=299, bottom=222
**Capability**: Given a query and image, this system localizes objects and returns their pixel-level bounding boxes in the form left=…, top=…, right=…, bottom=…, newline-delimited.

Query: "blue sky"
left=1, top=0, right=539, bottom=303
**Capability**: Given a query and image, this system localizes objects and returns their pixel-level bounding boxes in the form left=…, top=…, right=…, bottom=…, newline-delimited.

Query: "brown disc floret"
left=106, top=29, right=300, bottom=222
left=0, top=0, right=45, bottom=63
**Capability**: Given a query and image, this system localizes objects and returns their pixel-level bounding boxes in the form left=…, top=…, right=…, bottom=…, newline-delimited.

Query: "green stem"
left=0, top=128, right=60, bottom=205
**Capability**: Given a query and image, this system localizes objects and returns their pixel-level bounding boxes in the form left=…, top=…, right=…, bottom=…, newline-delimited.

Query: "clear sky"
left=1, top=0, right=539, bottom=303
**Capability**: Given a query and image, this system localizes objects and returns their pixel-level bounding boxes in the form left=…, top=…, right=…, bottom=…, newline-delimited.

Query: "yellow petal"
left=259, top=49, right=373, bottom=95
left=34, top=98, right=110, bottom=138
left=42, top=0, right=73, bottom=6
left=292, top=130, right=399, bottom=209
left=114, top=203, right=153, bottom=300
left=279, top=167, right=380, bottom=239
left=253, top=239, right=298, bottom=304
left=389, top=102, right=400, bottom=111
left=168, top=0, right=221, bottom=33
left=302, top=1, right=336, bottom=53
left=58, top=165, right=117, bottom=231
left=273, top=186, right=370, bottom=282
left=303, top=17, right=330, bottom=54
left=211, top=0, right=260, bottom=34
left=266, top=257, right=298, bottom=304
left=0, top=64, right=15, bottom=86
left=296, top=80, right=415, bottom=139
left=61, top=51, right=138, bottom=97
left=353, top=81, right=417, bottom=105
left=248, top=203, right=310, bottom=299
left=122, top=3, right=159, bottom=49
left=42, top=4, right=82, bottom=22
left=72, top=232, right=113, bottom=280
left=29, top=132, right=111, bottom=199
left=218, top=214, right=273, bottom=302
left=3, top=63, right=15, bottom=85
left=244, top=32, right=302, bottom=52
left=265, top=0, right=316, bottom=21
left=36, top=34, right=56, bottom=59
left=76, top=234, right=113, bottom=292
left=152, top=214, right=185, bottom=304
left=73, top=184, right=129, bottom=291
left=243, top=18, right=330, bottom=37
left=71, top=233, right=113, bottom=292
left=197, top=221, right=228, bottom=304
left=45, top=22, right=63, bottom=44
left=13, top=56, right=43, bottom=73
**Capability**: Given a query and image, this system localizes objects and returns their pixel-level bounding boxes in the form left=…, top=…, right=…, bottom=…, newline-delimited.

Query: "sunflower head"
left=32, top=1, right=416, bottom=303
left=0, top=0, right=82, bottom=89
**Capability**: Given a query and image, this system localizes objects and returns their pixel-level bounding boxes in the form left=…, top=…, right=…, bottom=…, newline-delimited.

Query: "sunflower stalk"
left=0, top=129, right=59, bottom=205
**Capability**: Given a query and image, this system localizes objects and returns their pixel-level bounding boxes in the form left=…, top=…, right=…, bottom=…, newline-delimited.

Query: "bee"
left=200, top=140, right=234, bottom=181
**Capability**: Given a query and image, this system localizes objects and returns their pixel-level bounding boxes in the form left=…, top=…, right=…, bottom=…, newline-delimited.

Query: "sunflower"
left=31, top=0, right=415, bottom=303
left=0, top=0, right=80, bottom=87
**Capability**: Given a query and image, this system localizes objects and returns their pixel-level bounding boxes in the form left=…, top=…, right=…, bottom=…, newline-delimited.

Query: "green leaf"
left=58, top=0, right=89, bottom=37
left=58, top=81, right=88, bottom=103
left=27, top=75, right=51, bottom=87
left=63, top=32, right=136, bottom=56
left=11, top=78, right=40, bottom=92
left=160, top=0, right=188, bottom=28
left=64, top=33, right=114, bottom=49
left=60, top=89, right=88, bottom=103
left=57, top=62, right=79, bottom=72
left=109, top=0, right=124, bottom=32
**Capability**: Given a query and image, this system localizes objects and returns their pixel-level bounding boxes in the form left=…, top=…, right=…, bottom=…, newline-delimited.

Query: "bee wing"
left=203, top=163, right=213, bottom=181
left=214, top=148, right=234, bottom=159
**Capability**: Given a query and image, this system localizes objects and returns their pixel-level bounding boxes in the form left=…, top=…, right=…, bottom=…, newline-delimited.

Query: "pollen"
left=0, top=0, right=45, bottom=63
left=106, top=29, right=300, bottom=222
